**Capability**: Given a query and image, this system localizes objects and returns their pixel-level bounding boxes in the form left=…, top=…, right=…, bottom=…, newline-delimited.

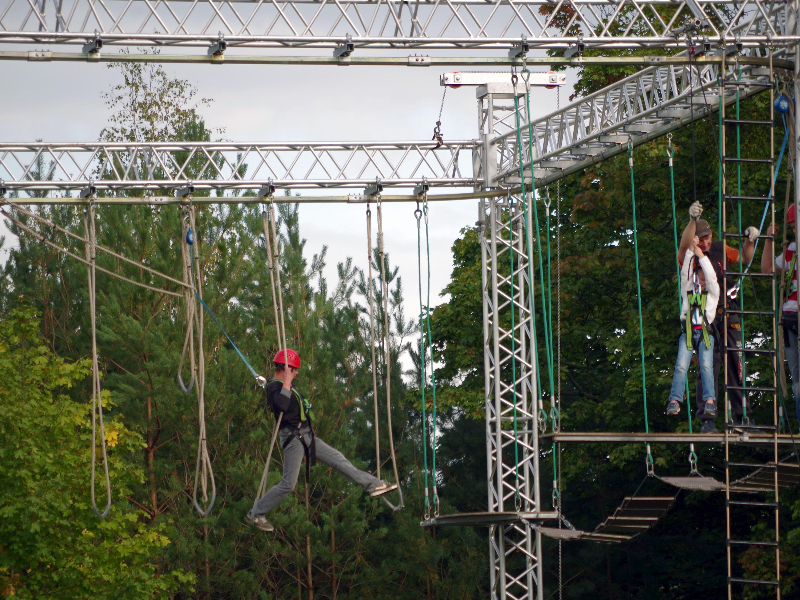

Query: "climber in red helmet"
left=247, top=348, right=397, bottom=532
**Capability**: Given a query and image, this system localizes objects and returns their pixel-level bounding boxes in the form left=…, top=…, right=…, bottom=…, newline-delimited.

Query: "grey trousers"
left=253, top=426, right=381, bottom=516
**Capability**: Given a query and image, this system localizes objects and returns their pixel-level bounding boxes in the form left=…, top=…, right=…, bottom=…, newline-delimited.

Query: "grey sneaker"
left=703, top=399, right=717, bottom=417
left=665, top=400, right=681, bottom=416
left=247, top=512, right=275, bottom=532
left=369, top=481, right=398, bottom=498
left=700, top=420, right=717, bottom=434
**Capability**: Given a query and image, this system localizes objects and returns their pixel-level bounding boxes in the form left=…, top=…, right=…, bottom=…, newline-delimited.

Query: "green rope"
left=422, top=200, right=440, bottom=511
left=629, top=143, right=652, bottom=472
left=718, top=74, right=724, bottom=239
left=415, top=207, right=431, bottom=516
left=522, top=71, right=557, bottom=407
left=734, top=72, right=749, bottom=420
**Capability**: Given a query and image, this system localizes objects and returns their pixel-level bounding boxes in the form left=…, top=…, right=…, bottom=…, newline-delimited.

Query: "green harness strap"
left=685, top=292, right=712, bottom=350
left=786, top=252, right=796, bottom=296
left=268, top=378, right=313, bottom=422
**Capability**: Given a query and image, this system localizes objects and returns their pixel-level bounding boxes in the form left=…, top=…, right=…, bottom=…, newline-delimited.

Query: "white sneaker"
left=369, top=481, right=398, bottom=497
left=247, top=512, right=275, bottom=532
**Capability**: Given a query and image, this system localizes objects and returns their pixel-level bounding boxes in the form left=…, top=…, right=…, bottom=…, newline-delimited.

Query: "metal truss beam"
left=489, top=54, right=788, bottom=187
left=0, top=0, right=790, bottom=52
left=0, top=51, right=790, bottom=67
left=0, top=141, right=474, bottom=193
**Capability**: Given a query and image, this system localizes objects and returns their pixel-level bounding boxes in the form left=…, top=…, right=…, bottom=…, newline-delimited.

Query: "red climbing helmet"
left=787, top=204, right=798, bottom=224
left=273, top=348, right=301, bottom=369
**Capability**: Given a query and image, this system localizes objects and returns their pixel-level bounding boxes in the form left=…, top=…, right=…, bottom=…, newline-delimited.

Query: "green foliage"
left=0, top=305, right=193, bottom=599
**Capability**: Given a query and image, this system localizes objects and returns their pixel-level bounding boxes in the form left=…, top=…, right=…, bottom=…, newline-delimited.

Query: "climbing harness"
left=415, top=195, right=439, bottom=518
left=685, top=278, right=712, bottom=351
left=181, top=206, right=217, bottom=517
left=84, top=203, right=112, bottom=518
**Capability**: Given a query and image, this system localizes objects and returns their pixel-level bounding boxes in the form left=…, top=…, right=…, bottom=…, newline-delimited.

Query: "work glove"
left=689, top=201, right=703, bottom=220
left=744, top=226, right=760, bottom=243
left=255, top=375, right=267, bottom=388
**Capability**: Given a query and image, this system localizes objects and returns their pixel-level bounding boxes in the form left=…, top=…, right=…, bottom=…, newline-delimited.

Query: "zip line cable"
left=84, top=204, right=112, bottom=518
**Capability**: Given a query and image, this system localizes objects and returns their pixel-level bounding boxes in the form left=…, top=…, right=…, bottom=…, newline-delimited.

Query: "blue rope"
left=187, top=229, right=259, bottom=379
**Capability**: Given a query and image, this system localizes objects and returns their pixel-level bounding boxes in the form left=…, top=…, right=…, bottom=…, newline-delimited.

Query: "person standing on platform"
left=677, top=202, right=758, bottom=432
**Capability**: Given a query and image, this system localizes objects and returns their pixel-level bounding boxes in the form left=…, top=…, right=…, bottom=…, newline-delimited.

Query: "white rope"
left=366, top=205, right=382, bottom=478
left=252, top=200, right=289, bottom=511
left=177, top=212, right=197, bottom=396
left=376, top=197, right=404, bottom=510
left=0, top=209, right=183, bottom=298
left=1, top=199, right=191, bottom=290
left=84, top=204, right=112, bottom=518
left=185, top=206, right=216, bottom=517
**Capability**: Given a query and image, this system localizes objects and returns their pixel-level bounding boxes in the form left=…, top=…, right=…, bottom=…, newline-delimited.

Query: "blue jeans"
left=669, top=330, right=715, bottom=404
left=784, top=326, right=800, bottom=428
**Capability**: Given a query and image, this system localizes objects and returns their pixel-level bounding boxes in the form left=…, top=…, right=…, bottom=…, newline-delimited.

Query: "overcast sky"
left=1, top=51, right=576, bottom=361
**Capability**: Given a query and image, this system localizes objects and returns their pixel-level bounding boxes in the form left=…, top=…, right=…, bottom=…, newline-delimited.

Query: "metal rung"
left=727, top=499, right=778, bottom=508
left=721, top=80, right=774, bottom=87
left=725, top=347, right=775, bottom=354
left=726, top=309, right=776, bottom=316
left=723, top=119, right=773, bottom=126
left=723, top=233, right=774, bottom=240
left=726, top=461, right=777, bottom=469
left=723, top=157, right=773, bottom=164
left=725, top=423, right=778, bottom=431
left=724, top=195, right=773, bottom=202
left=728, top=577, right=780, bottom=586
left=725, top=385, right=776, bottom=393
left=721, top=270, right=773, bottom=277
left=728, top=539, right=779, bottom=547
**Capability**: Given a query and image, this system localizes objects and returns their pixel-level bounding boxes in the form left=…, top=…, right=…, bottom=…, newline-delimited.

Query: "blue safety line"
left=187, top=229, right=259, bottom=379
left=733, top=117, right=790, bottom=290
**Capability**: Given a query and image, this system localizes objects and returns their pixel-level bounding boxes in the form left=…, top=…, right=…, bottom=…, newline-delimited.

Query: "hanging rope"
left=252, top=199, right=290, bottom=512
left=84, top=204, right=112, bottom=518
left=422, top=197, right=439, bottom=516
left=367, top=204, right=382, bottom=481
left=628, top=140, right=653, bottom=475
left=414, top=203, right=432, bottom=519
left=376, top=197, right=404, bottom=511
left=182, top=206, right=217, bottom=518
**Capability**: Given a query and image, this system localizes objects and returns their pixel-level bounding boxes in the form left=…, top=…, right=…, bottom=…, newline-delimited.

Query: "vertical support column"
left=479, top=87, right=543, bottom=600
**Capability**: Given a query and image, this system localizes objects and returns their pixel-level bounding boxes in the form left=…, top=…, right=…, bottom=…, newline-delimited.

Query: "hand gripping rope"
left=84, top=204, right=112, bottom=518
left=181, top=206, right=217, bottom=517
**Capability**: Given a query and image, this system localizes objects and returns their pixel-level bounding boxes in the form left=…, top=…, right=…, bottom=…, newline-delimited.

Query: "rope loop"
left=549, top=405, right=560, bottom=431
left=538, top=408, right=549, bottom=433
left=521, top=68, right=531, bottom=83
left=688, top=450, right=699, bottom=474
left=645, top=445, right=655, bottom=477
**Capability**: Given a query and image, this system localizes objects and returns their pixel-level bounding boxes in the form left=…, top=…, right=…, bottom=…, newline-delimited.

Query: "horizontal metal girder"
left=544, top=432, right=800, bottom=446
left=0, top=0, right=789, bottom=52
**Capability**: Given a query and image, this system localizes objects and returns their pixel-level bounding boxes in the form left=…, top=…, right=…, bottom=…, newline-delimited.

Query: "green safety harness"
left=685, top=271, right=712, bottom=351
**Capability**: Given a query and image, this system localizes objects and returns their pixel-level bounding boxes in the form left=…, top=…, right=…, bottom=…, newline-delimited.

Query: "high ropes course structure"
left=4, top=0, right=800, bottom=596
